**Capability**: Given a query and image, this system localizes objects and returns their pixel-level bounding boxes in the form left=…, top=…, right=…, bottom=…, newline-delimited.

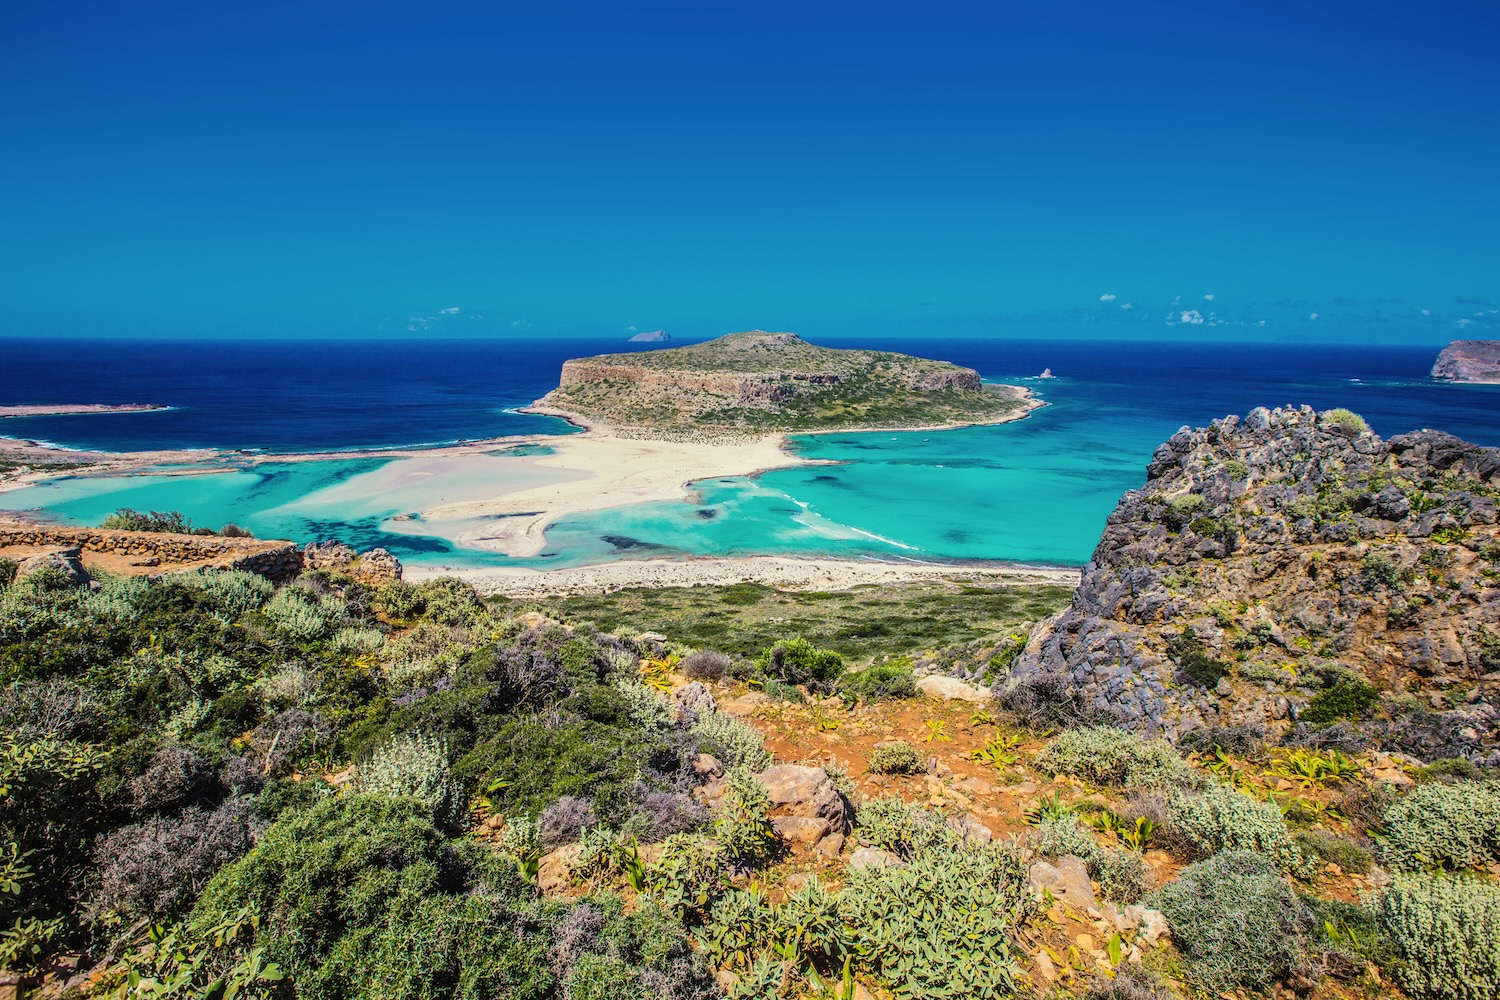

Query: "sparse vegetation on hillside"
left=534, top=331, right=1033, bottom=435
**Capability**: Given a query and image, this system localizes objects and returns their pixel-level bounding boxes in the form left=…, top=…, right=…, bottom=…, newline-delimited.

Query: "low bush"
left=0, top=557, right=15, bottom=589
left=90, top=801, right=252, bottom=919
left=1302, top=677, right=1379, bottom=724
left=1294, top=830, right=1374, bottom=875
left=836, top=660, right=917, bottom=703
left=538, top=796, right=598, bottom=849
left=853, top=797, right=960, bottom=860
left=755, top=638, right=843, bottom=688
left=843, top=833, right=1028, bottom=998
left=1035, top=725, right=1194, bottom=788
left=689, top=711, right=772, bottom=772
left=1382, top=781, right=1500, bottom=872
left=712, top=768, right=778, bottom=868
left=1148, top=850, right=1309, bottom=992
left=867, top=741, right=924, bottom=776
left=263, top=587, right=333, bottom=642
left=353, top=732, right=465, bottom=833
left=679, top=649, right=733, bottom=681
left=1165, top=783, right=1305, bottom=873
left=1381, top=873, right=1500, bottom=1000
left=1321, top=407, right=1370, bottom=435
left=1030, top=814, right=1147, bottom=903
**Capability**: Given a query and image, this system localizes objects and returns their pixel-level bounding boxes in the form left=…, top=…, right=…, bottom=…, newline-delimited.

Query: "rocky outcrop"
left=1432, top=340, right=1500, bottom=383
left=627, top=329, right=671, bottom=342
left=1003, top=406, right=1500, bottom=756
left=302, top=540, right=403, bottom=586
left=757, top=764, right=850, bottom=852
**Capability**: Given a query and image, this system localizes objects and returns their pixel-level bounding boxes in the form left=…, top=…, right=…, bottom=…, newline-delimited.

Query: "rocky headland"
left=0, top=403, right=167, bottom=418
left=1431, top=339, right=1500, bottom=383
left=1002, top=405, right=1500, bottom=760
left=531, top=330, right=1036, bottom=438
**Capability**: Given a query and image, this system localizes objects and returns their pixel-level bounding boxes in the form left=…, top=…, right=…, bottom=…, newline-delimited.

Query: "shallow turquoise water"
left=5, top=339, right=1496, bottom=570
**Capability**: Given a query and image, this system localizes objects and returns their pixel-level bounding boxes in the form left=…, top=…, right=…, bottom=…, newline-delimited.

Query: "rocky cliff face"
left=1432, top=339, right=1500, bottom=383
left=1004, top=406, right=1500, bottom=760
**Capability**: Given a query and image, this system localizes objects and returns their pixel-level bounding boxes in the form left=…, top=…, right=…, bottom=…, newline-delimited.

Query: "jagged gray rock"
left=1002, top=406, right=1500, bottom=755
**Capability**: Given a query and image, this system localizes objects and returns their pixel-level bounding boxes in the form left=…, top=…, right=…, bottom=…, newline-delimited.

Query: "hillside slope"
left=532, top=330, right=1034, bottom=436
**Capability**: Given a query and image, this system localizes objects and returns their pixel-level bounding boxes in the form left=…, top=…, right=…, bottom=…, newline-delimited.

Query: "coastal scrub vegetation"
left=1, top=556, right=1498, bottom=999
left=99, top=507, right=253, bottom=537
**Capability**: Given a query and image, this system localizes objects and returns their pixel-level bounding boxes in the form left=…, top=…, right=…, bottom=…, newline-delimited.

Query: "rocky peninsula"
left=0, top=402, right=167, bottom=418
left=530, top=330, right=1037, bottom=438
left=1001, top=405, right=1500, bottom=760
left=1431, top=339, right=1500, bottom=383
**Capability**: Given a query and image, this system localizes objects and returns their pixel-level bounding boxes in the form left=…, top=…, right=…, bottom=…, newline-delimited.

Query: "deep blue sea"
left=2, top=337, right=1495, bottom=569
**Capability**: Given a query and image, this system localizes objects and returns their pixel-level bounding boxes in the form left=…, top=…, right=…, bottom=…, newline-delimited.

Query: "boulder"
left=848, top=847, right=904, bottom=871
left=757, top=764, right=849, bottom=837
left=1028, top=854, right=1098, bottom=910
left=16, top=547, right=90, bottom=587
left=915, top=675, right=988, bottom=702
left=673, top=681, right=717, bottom=723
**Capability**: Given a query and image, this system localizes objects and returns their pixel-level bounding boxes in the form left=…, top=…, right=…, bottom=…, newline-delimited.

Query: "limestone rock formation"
left=532, top=330, right=1033, bottom=437
left=627, top=329, right=671, bottom=342
left=302, top=540, right=403, bottom=586
left=1003, top=406, right=1500, bottom=759
left=1431, top=339, right=1500, bottom=383
left=757, top=764, right=850, bottom=850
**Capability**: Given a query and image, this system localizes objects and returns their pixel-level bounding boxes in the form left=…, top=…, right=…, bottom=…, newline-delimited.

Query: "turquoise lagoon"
left=3, top=338, right=1496, bottom=571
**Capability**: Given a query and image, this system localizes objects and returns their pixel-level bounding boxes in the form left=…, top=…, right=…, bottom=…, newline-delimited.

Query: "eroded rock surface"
left=1004, top=406, right=1500, bottom=756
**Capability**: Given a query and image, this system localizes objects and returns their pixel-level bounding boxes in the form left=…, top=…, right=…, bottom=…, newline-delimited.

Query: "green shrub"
left=1301, top=677, right=1378, bottom=723
left=1034, top=725, right=1194, bottom=788
left=1222, top=459, right=1250, bottom=481
left=1165, top=784, right=1305, bottom=873
left=0, top=558, right=16, bottom=589
left=690, top=711, right=772, bottom=772
left=853, top=797, right=961, bottom=860
left=1167, top=633, right=1229, bottom=688
left=1361, top=549, right=1403, bottom=592
left=371, top=579, right=421, bottom=621
left=843, top=836, right=1028, bottom=998
left=1031, top=814, right=1096, bottom=859
left=867, top=741, right=925, bottom=776
left=1321, top=407, right=1370, bottom=434
left=1294, top=830, right=1373, bottom=874
left=263, top=587, right=332, bottom=642
left=1413, top=757, right=1478, bottom=783
left=1148, top=850, right=1308, bottom=992
left=1382, top=782, right=1500, bottom=872
left=1160, top=493, right=1205, bottom=531
left=755, top=637, right=843, bottom=687
left=836, top=660, right=917, bottom=703
left=713, top=767, right=778, bottom=868
left=1381, top=874, right=1500, bottom=1000
left=100, top=507, right=194, bottom=533
left=354, top=733, right=465, bottom=833
left=172, top=568, right=275, bottom=617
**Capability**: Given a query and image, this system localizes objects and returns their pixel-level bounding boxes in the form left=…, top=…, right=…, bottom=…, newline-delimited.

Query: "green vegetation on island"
left=533, top=331, right=1035, bottom=437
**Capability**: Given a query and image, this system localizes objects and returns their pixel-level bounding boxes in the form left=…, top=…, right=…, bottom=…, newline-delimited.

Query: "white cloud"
left=1456, top=317, right=1473, bottom=328
left=1203, top=293, right=1215, bottom=301
left=438, top=306, right=460, bottom=315
left=626, top=325, right=637, bottom=331
left=1420, top=308, right=1431, bottom=317
left=1178, top=309, right=1205, bottom=325
left=1098, top=293, right=1117, bottom=302
left=510, top=318, right=530, bottom=329
left=1120, top=302, right=1134, bottom=311
left=1308, top=313, right=1319, bottom=321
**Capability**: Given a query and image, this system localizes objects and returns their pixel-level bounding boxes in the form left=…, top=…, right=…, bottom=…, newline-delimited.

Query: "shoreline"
left=403, top=554, right=1082, bottom=598
left=0, top=387, right=1045, bottom=561
left=0, top=403, right=169, bottom=419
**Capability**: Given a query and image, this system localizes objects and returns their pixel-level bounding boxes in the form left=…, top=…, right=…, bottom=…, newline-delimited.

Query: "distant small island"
left=531, top=330, right=1037, bottom=437
left=627, top=329, right=671, bottom=342
left=1431, top=339, right=1500, bottom=383
left=0, top=402, right=167, bottom=418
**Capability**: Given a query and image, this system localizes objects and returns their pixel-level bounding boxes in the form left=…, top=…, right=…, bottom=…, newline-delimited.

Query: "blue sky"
left=1, top=1, right=1495, bottom=341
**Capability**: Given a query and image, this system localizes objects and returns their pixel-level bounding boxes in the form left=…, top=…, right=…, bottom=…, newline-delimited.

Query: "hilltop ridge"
left=531, top=330, right=1036, bottom=438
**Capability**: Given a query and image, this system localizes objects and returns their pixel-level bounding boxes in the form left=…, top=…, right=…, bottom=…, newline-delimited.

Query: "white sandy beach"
left=404, top=554, right=1081, bottom=598
left=412, top=432, right=810, bottom=557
